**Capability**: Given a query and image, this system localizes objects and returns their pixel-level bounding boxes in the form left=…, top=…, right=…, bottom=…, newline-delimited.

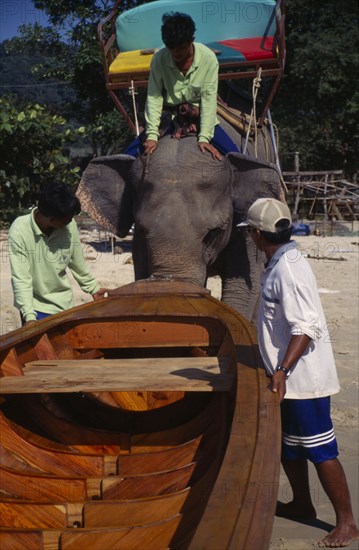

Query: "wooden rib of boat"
left=0, top=280, right=281, bottom=549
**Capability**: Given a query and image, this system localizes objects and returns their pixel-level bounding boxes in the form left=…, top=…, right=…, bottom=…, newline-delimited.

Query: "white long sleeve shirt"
left=257, top=241, right=340, bottom=399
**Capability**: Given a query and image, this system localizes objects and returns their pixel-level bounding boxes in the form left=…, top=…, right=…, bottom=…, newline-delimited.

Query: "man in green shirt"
left=144, top=12, right=222, bottom=161
left=9, top=183, right=108, bottom=325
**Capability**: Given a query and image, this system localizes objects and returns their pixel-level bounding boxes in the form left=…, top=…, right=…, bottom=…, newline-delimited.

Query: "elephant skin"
left=77, top=116, right=284, bottom=321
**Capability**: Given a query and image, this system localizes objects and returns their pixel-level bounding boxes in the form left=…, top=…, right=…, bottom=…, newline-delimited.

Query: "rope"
left=129, top=80, right=140, bottom=136
left=243, top=67, right=262, bottom=157
left=266, top=109, right=287, bottom=197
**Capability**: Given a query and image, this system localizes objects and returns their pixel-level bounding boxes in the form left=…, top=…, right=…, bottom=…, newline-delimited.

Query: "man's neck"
left=34, top=209, right=53, bottom=236
left=264, top=242, right=284, bottom=261
left=176, top=44, right=194, bottom=74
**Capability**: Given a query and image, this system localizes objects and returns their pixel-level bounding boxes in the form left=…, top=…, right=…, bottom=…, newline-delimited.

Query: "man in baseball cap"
left=244, top=197, right=359, bottom=547
left=237, top=197, right=292, bottom=236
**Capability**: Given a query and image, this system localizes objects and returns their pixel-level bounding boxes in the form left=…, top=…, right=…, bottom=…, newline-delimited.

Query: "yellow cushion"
left=109, top=50, right=155, bottom=78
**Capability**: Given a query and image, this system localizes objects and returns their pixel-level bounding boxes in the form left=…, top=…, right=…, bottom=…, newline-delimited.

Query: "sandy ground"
left=0, top=221, right=358, bottom=549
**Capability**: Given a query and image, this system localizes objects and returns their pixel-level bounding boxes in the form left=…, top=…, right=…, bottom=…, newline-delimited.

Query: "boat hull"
left=0, top=280, right=281, bottom=549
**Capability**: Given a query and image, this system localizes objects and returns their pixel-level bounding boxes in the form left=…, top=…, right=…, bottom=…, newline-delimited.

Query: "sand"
left=0, top=222, right=358, bottom=549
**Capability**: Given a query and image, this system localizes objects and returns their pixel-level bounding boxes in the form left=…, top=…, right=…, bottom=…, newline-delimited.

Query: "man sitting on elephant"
left=143, top=12, right=229, bottom=161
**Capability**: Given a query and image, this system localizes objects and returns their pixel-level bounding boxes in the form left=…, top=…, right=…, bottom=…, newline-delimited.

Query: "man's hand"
left=24, top=320, right=37, bottom=327
left=198, top=142, right=222, bottom=161
left=271, top=370, right=287, bottom=401
left=92, top=288, right=110, bottom=301
left=143, top=140, right=158, bottom=155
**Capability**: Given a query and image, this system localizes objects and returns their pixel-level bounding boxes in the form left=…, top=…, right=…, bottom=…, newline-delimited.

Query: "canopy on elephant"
left=98, top=0, right=285, bottom=133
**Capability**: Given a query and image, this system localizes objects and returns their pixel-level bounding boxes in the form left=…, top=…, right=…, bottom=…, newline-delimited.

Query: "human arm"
left=67, top=222, right=102, bottom=297
left=92, top=288, right=109, bottom=301
left=271, top=258, right=322, bottom=400
left=143, top=139, right=158, bottom=155
left=8, top=229, right=37, bottom=322
left=198, top=54, right=218, bottom=145
left=271, top=334, right=312, bottom=401
left=144, top=54, right=165, bottom=147
left=198, top=142, right=222, bottom=161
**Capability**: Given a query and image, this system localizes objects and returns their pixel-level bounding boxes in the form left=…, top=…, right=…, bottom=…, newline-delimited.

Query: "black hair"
left=260, top=219, right=292, bottom=244
left=37, top=183, right=81, bottom=218
left=161, top=12, right=196, bottom=49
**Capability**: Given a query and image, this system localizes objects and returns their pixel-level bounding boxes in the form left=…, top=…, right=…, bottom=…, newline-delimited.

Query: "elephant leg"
left=220, top=231, right=265, bottom=322
left=132, top=230, right=151, bottom=280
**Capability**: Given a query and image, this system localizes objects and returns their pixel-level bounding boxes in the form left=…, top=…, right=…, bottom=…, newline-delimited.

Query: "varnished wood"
left=101, top=462, right=196, bottom=500
left=0, top=466, right=89, bottom=502
left=0, top=413, right=108, bottom=477
left=60, top=516, right=181, bottom=550
left=0, top=348, right=23, bottom=377
left=118, top=436, right=203, bottom=475
left=0, top=501, right=68, bottom=528
left=0, top=280, right=281, bottom=549
left=0, top=357, right=233, bottom=394
left=0, top=496, right=188, bottom=530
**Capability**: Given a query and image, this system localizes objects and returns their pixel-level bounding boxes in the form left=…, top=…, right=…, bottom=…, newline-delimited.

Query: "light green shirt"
left=145, top=42, right=219, bottom=143
left=8, top=210, right=100, bottom=321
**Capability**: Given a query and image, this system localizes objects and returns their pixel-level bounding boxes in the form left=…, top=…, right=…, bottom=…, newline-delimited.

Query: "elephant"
left=77, top=113, right=285, bottom=322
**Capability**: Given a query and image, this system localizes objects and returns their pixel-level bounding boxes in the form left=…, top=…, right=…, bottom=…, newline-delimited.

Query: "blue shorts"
left=21, top=311, right=52, bottom=325
left=35, top=311, right=52, bottom=321
left=281, top=397, right=339, bottom=464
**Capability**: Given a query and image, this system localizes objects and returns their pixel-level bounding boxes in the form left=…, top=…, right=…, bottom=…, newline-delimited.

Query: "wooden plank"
left=101, top=462, right=196, bottom=500
left=68, top=319, right=220, bottom=349
left=88, top=388, right=185, bottom=411
left=0, top=502, right=68, bottom=529
left=109, top=280, right=209, bottom=297
left=188, top=352, right=281, bottom=550
left=60, top=515, right=181, bottom=550
left=0, top=413, right=106, bottom=477
left=227, top=368, right=281, bottom=549
left=118, top=436, right=202, bottom=475
left=0, top=444, right=46, bottom=475
left=5, top=417, right=123, bottom=456
left=0, top=531, right=45, bottom=550
left=0, top=467, right=88, bottom=502
left=33, top=334, right=58, bottom=360
left=0, top=348, right=23, bottom=377
left=84, top=490, right=188, bottom=527
left=0, top=357, right=233, bottom=394
left=9, top=391, right=216, bottom=453
left=24, top=357, right=228, bottom=371
left=15, top=395, right=129, bottom=450
left=0, top=517, right=184, bottom=550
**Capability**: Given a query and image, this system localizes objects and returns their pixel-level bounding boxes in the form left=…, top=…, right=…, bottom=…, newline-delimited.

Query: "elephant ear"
left=226, top=153, right=285, bottom=225
left=77, top=155, right=135, bottom=238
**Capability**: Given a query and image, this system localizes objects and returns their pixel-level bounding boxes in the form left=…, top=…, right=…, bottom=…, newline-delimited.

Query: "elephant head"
left=78, top=120, right=284, bottom=320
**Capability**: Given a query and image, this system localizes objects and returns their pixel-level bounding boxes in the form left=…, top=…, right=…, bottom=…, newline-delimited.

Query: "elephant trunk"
left=149, top=242, right=207, bottom=286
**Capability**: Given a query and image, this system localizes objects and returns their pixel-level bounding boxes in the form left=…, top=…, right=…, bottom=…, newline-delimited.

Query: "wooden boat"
left=0, top=280, right=281, bottom=549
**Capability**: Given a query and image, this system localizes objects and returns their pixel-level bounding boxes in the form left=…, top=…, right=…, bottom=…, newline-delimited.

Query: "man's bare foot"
left=276, top=500, right=317, bottom=520
left=317, top=524, right=359, bottom=547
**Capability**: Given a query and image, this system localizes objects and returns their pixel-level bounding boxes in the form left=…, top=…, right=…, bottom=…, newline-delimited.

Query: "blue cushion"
left=116, top=0, right=276, bottom=52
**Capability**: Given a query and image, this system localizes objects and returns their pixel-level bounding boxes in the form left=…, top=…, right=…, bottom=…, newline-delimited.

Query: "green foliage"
left=0, top=97, right=80, bottom=223
left=0, top=0, right=135, bottom=220
left=85, top=111, right=133, bottom=157
left=3, top=23, right=66, bottom=57
left=272, top=0, right=359, bottom=176
left=1, top=1, right=134, bottom=146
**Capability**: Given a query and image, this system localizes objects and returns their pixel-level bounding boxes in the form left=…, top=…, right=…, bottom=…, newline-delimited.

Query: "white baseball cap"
left=237, top=198, right=292, bottom=233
